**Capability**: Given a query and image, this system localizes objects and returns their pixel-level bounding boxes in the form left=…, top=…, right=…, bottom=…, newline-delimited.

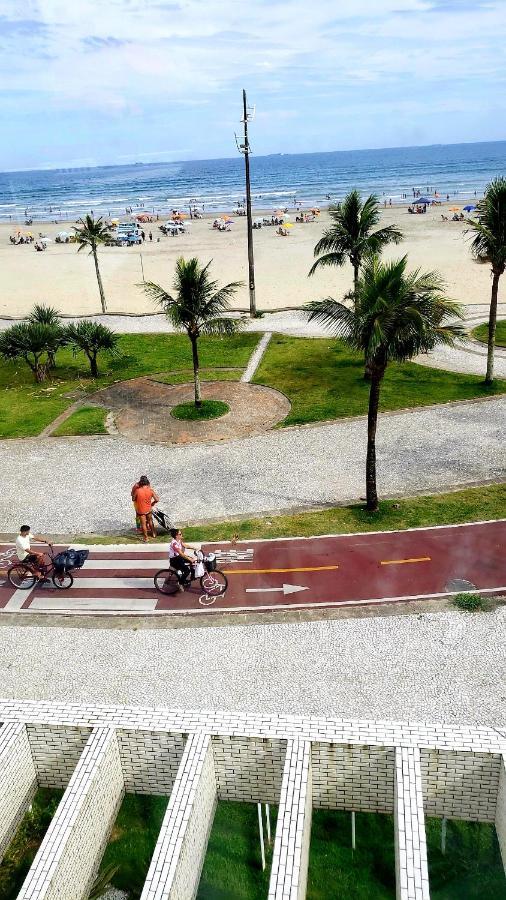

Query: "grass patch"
left=97, top=794, right=168, bottom=896
left=452, top=592, right=486, bottom=612
left=171, top=399, right=229, bottom=421
left=0, top=788, right=63, bottom=898
left=472, top=319, right=506, bottom=348
left=69, top=482, right=506, bottom=545
left=52, top=405, right=108, bottom=436
left=197, top=801, right=276, bottom=899
left=426, top=817, right=506, bottom=898
left=153, top=368, right=242, bottom=384
left=308, top=810, right=395, bottom=899
left=0, top=332, right=257, bottom=438
left=253, top=335, right=506, bottom=426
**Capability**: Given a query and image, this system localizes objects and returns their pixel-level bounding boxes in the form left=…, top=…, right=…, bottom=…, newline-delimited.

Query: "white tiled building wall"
left=496, top=755, right=506, bottom=871
left=18, top=727, right=125, bottom=900
left=0, top=700, right=503, bottom=900
left=141, top=731, right=217, bottom=900
left=268, top=739, right=312, bottom=900
left=394, top=747, right=430, bottom=900
left=0, top=722, right=37, bottom=860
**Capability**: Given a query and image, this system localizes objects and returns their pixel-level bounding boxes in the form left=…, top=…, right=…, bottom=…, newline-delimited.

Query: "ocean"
left=0, top=141, right=504, bottom=223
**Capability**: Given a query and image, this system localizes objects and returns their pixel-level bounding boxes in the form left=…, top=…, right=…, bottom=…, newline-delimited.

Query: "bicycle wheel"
left=154, top=569, right=180, bottom=595
left=200, top=569, right=228, bottom=596
left=8, top=565, right=36, bottom=589
left=52, top=571, right=74, bottom=590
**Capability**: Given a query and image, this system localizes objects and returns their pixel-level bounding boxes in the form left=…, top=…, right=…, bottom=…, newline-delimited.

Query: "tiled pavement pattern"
left=0, top=700, right=504, bottom=899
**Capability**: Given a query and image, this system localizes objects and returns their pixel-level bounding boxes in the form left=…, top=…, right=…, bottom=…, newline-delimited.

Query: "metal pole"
left=265, top=803, right=272, bottom=844
left=140, top=252, right=145, bottom=283
left=257, top=802, right=266, bottom=870
left=351, top=811, right=356, bottom=851
left=242, top=89, right=256, bottom=317
left=441, top=817, right=447, bottom=855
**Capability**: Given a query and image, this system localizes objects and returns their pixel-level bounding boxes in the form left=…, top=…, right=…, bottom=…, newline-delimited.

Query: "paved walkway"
left=1, top=521, right=503, bottom=617
left=0, top=397, right=504, bottom=533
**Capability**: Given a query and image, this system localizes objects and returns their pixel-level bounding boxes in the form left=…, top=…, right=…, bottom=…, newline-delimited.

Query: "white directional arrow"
left=245, top=583, right=309, bottom=596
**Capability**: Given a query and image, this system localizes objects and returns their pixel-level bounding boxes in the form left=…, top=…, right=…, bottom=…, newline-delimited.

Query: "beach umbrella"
left=449, top=206, right=460, bottom=212
left=284, top=223, right=294, bottom=228
left=463, top=205, right=476, bottom=212
left=415, top=197, right=431, bottom=204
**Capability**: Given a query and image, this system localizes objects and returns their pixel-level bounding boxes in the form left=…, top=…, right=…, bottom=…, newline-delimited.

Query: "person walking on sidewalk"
left=132, top=476, right=159, bottom=542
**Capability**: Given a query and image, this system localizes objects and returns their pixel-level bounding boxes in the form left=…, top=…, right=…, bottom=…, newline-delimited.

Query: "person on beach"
left=149, top=231, right=152, bottom=241
left=132, top=476, right=159, bottom=542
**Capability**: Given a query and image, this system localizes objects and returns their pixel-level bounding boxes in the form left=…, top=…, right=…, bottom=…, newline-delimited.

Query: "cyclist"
left=168, top=528, right=195, bottom=592
left=15, top=525, right=48, bottom=582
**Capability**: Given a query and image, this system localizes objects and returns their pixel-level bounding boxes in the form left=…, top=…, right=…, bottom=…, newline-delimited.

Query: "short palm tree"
left=28, top=304, right=64, bottom=368
left=142, top=257, right=244, bottom=407
left=305, top=255, right=465, bottom=510
left=309, top=190, right=403, bottom=294
left=73, top=216, right=112, bottom=314
left=65, top=321, right=118, bottom=376
left=465, top=177, right=506, bottom=384
left=0, top=321, right=63, bottom=382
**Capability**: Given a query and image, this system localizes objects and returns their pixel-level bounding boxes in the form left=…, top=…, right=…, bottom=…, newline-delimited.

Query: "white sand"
left=0, top=206, right=502, bottom=318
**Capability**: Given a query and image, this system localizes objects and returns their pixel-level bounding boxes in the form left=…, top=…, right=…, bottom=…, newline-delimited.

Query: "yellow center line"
left=222, top=565, right=339, bottom=575
left=380, top=557, right=431, bottom=566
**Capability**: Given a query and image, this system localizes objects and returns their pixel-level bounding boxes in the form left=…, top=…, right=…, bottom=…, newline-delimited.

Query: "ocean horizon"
left=0, top=139, right=505, bottom=223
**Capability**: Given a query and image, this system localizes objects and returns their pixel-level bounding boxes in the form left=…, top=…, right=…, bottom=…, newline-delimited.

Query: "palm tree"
left=142, top=257, right=244, bottom=407
left=465, top=177, right=506, bottom=384
left=28, top=304, right=64, bottom=368
left=309, top=190, right=403, bottom=295
left=73, top=216, right=112, bottom=314
left=65, top=321, right=118, bottom=376
left=305, top=255, right=465, bottom=511
left=0, top=322, right=63, bottom=382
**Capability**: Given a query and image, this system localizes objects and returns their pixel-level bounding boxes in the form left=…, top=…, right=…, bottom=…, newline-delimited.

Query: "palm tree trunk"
left=92, top=247, right=107, bottom=314
left=190, top=334, right=202, bottom=407
left=365, top=368, right=383, bottom=511
left=485, top=271, right=500, bottom=384
left=89, top=353, right=98, bottom=377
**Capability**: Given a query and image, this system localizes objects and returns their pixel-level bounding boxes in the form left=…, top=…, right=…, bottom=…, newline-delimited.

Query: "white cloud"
left=0, top=0, right=504, bottom=162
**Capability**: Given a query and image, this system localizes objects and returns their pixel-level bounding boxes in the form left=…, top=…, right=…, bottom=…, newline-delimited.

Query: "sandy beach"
left=0, top=205, right=503, bottom=318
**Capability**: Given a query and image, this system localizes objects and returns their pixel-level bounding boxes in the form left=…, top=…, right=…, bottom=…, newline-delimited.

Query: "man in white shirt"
left=15, top=525, right=48, bottom=580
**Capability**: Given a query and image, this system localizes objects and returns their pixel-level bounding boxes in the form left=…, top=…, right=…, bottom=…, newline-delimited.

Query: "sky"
left=0, top=0, right=505, bottom=171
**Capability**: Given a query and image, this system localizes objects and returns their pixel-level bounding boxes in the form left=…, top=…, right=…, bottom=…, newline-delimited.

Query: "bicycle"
left=8, top=543, right=76, bottom=590
left=154, top=550, right=228, bottom=597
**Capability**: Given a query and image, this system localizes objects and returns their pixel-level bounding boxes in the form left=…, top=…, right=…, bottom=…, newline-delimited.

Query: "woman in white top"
left=168, top=528, right=194, bottom=592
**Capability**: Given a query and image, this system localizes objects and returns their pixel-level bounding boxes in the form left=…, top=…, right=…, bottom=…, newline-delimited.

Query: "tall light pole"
left=236, top=89, right=256, bottom=316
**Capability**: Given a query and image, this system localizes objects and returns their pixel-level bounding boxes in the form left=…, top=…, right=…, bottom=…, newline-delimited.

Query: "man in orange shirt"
left=132, top=476, right=159, bottom=542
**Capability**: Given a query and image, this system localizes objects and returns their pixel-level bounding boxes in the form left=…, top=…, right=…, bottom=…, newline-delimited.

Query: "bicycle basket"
left=204, top=552, right=217, bottom=572
left=53, top=549, right=89, bottom=572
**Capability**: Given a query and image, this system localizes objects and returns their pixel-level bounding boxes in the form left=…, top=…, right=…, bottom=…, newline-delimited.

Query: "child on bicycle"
left=15, top=526, right=48, bottom=581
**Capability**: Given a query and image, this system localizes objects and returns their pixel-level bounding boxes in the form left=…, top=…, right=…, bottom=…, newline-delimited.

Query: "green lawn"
left=97, top=794, right=168, bottom=897
left=171, top=400, right=230, bottom=420
left=426, top=817, right=506, bottom=899
left=197, top=801, right=276, bottom=899
left=0, top=333, right=257, bottom=438
left=253, top=335, right=506, bottom=426
left=0, top=789, right=63, bottom=899
left=52, top=405, right=108, bottom=436
left=307, top=810, right=395, bottom=899
left=153, top=368, right=242, bottom=384
left=473, top=319, right=506, bottom=348
left=73, top=482, right=505, bottom=545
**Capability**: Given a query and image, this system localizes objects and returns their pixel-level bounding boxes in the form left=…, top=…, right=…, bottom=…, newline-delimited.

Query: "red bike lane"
left=0, top=520, right=504, bottom=616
